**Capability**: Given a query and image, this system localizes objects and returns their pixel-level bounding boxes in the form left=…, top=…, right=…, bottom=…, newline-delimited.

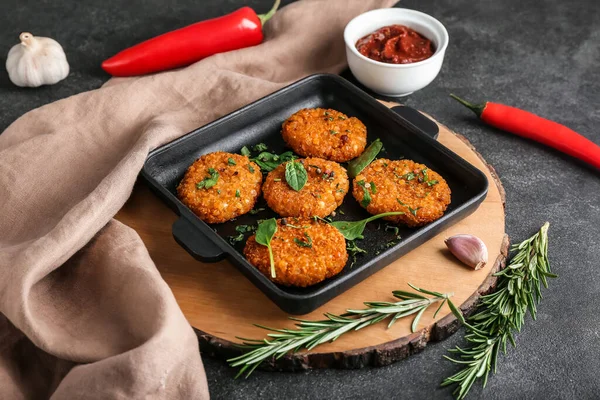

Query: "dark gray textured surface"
left=1, top=0, right=599, bottom=399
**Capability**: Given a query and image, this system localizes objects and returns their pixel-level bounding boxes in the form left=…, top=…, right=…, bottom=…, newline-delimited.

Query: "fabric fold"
left=0, top=0, right=397, bottom=398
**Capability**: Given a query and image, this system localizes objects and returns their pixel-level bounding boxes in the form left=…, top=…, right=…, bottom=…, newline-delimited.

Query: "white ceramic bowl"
left=344, top=8, right=449, bottom=97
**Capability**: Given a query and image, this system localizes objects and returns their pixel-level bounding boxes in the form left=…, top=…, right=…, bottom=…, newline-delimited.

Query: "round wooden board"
left=115, top=110, right=508, bottom=370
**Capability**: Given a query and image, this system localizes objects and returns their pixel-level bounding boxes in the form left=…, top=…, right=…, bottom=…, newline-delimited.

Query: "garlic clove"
left=6, top=32, right=69, bottom=88
left=444, top=234, right=488, bottom=270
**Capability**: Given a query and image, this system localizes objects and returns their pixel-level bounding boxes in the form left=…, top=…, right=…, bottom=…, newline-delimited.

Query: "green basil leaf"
left=347, top=139, right=382, bottom=178
left=255, top=218, right=278, bottom=278
left=329, top=212, right=404, bottom=240
left=285, top=161, right=308, bottom=191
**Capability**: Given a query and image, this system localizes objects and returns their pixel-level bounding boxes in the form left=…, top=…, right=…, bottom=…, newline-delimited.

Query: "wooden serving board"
left=115, top=110, right=507, bottom=370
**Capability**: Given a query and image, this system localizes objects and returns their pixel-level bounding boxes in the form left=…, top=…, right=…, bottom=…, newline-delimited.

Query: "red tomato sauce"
left=355, top=25, right=435, bottom=64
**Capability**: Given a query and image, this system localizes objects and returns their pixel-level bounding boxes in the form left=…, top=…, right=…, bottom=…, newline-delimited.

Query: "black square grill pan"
left=141, top=74, right=488, bottom=315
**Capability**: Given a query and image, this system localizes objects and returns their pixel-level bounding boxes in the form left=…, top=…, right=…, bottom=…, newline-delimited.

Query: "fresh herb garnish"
left=228, top=224, right=256, bottom=244
left=235, top=189, right=241, bottom=198
left=420, top=168, right=439, bottom=186
left=347, top=240, right=367, bottom=266
left=442, top=223, right=554, bottom=399
left=195, top=168, right=219, bottom=189
left=285, top=161, right=308, bottom=191
left=247, top=164, right=255, bottom=173
left=255, top=218, right=277, bottom=278
left=370, top=182, right=377, bottom=194
left=347, top=139, right=383, bottom=178
left=356, top=180, right=373, bottom=207
left=252, top=143, right=268, bottom=152
left=228, top=157, right=237, bottom=166
left=251, top=151, right=297, bottom=172
left=228, top=284, right=454, bottom=378
left=293, top=232, right=313, bottom=248
left=385, top=225, right=400, bottom=236
left=329, top=130, right=338, bottom=135
left=403, top=172, right=416, bottom=181
left=249, top=207, right=265, bottom=215
left=397, top=199, right=420, bottom=216
left=240, top=146, right=251, bottom=157
left=330, top=212, right=404, bottom=240
left=338, top=116, right=347, bottom=120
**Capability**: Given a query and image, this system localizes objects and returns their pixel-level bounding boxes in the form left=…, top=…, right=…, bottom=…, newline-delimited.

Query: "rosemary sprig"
left=228, top=284, right=453, bottom=378
left=442, top=222, right=555, bottom=399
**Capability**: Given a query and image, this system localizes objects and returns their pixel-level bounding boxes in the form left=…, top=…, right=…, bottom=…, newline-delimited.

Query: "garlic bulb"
left=445, top=234, right=488, bottom=270
left=6, top=32, right=69, bottom=87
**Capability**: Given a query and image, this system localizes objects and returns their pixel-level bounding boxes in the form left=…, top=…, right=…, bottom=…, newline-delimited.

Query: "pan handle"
left=172, top=217, right=225, bottom=262
left=391, top=105, right=439, bottom=140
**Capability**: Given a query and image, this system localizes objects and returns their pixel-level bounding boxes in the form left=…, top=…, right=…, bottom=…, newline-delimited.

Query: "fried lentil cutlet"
left=352, top=159, right=451, bottom=227
left=177, top=152, right=262, bottom=224
left=281, top=108, right=367, bottom=162
left=243, top=217, right=348, bottom=287
left=262, top=158, right=349, bottom=218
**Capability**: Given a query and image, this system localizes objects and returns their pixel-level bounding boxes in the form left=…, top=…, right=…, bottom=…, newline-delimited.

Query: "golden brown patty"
left=352, top=159, right=451, bottom=227
left=177, top=152, right=262, bottom=224
left=281, top=108, right=367, bottom=162
left=243, top=218, right=348, bottom=287
left=262, top=158, right=349, bottom=218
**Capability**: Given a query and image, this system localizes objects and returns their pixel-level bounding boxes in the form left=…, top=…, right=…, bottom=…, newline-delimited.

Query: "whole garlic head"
left=6, top=32, right=69, bottom=88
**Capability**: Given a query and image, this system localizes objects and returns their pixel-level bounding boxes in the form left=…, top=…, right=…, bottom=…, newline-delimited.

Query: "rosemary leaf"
left=442, top=222, right=554, bottom=399
left=228, top=285, right=452, bottom=378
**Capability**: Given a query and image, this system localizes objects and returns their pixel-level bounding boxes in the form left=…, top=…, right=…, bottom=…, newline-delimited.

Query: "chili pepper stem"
left=258, top=0, right=281, bottom=26
left=450, top=94, right=486, bottom=118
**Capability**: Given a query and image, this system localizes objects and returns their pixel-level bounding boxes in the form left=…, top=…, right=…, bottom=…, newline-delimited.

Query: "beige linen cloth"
left=0, top=0, right=396, bottom=398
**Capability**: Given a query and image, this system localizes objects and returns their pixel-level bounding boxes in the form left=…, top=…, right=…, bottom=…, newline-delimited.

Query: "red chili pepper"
left=451, top=94, right=600, bottom=170
left=101, top=0, right=280, bottom=77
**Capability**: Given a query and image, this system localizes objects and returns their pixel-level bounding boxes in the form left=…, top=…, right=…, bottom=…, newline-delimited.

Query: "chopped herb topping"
left=228, top=157, right=236, bottom=166
left=274, top=178, right=281, bottom=182
left=251, top=151, right=297, bottom=172
left=338, top=116, right=347, bottom=120
left=252, top=143, right=268, bottom=152
left=329, top=130, right=338, bottom=135
left=247, top=164, right=255, bottom=173
left=356, top=180, right=375, bottom=207
left=385, top=225, right=400, bottom=236
left=370, top=182, right=377, bottom=194
left=397, top=199, right=421, bottom=216
left=347, top=240, right=367, bottom=267
left=403, top=172, right=416, bottom=181
left=228, top=224, right=256, bottom=244
left=235, top=189, right=240, bottom=197
left=249, top=207, right=265, bottom=215
left=240, top=146, right=251, bottom=156
left=293, top=232, right=313, bottom=248
left=196, top=168, right=219, bottom=189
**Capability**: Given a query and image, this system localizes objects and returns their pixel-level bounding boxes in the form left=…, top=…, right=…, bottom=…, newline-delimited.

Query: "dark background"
left=1, top=0, right=599, bottom=399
